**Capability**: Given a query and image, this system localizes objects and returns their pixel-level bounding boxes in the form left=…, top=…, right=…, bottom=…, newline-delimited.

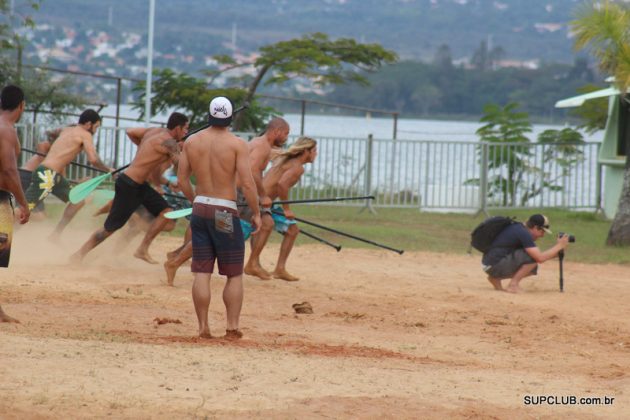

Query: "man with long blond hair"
left=253, top=136, right=317, bottom=281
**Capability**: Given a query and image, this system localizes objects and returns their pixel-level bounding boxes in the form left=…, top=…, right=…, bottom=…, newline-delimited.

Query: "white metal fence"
left=17, top=124, right=602, bottom=212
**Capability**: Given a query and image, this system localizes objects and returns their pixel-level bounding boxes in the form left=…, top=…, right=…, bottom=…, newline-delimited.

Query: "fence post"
left=300, top=100, right=306, bottom=136
left=360, top=133, right=376, bottom=214
left=476, top=142, right=489, bottom=217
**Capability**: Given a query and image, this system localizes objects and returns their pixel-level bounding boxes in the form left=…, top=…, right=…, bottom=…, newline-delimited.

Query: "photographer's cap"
left=528, top=214, right=552, bottom=234
left=208, top=96, right=233, bottom=127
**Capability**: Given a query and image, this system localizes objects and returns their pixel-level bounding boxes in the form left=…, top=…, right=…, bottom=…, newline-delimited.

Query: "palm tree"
left=572, top=1, right=630, bottom=245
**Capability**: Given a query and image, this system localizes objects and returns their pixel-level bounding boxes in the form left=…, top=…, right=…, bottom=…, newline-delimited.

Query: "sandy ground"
left=1, top=218, right=629, bottom=419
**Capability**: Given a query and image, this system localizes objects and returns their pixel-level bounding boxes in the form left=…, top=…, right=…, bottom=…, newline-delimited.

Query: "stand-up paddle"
left=163, top=196, right=376, bottom=219
left=69, top=164, right=130, bottom=204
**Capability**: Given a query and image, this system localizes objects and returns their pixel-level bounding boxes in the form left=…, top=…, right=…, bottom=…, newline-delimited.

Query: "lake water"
left=98, top=105, right=604, bottom=143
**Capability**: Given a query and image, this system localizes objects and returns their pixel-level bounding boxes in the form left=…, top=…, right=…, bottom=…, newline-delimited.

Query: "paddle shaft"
left=162, top=195, right=376, bottom=205
left=299, top=228, right=341, bottom=252
left=271, top=210, right=404, bottom=254
left=559, top=250, right=564, bottom=292
left=22, top=148, right=108, bottom=173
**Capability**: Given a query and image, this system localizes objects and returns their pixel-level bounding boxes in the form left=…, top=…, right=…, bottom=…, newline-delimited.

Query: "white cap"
left=208, top=96, right=233, bottom=126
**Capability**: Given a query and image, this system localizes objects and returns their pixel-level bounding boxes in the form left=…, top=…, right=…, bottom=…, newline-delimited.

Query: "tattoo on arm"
left=161, top=139, right=180, bottom=158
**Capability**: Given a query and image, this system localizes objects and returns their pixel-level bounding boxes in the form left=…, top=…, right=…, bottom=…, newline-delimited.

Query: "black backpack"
left=470, top=216, right=517, bottom=253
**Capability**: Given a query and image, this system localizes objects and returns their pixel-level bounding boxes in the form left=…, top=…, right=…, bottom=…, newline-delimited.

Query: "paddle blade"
left=240, top=219, right=253, bottom=240
left=164, top=207, right=192, bottom=219
left=69, top=173, right=111, bottom=204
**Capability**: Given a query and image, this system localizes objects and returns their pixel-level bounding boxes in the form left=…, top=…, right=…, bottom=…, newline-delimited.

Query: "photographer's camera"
left=558, top=232, right=576, bottom=243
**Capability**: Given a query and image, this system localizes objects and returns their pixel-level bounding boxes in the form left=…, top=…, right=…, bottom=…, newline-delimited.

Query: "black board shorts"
left=104, top=173, right=170, bottom=232
left=0, top=191, right=13, bottom=267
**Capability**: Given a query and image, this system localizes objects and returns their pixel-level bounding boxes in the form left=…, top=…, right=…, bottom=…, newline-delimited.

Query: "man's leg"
left=70, top=228, right=114, bottom=262
left=167, top=224, right=192, bottom=260
left=134, top=209, right=172, bottom=264
left=273, top=224, right=300, bottom=281
left=164, top=241, right=192, bottom=286
left=223, top=274, right=244, bottom=339
left=49, top=201, right=86, bottom=240
left=487, top=276, right=503, bottom=291
left=0, top=304, right=19, bottom=323
left=93, top=200, right=113, bottom=217
left=505, top=263, right=538, bottom=293
left=192, top=273, right=212, bottom=338
left=244, top=213, right=274, bottom=280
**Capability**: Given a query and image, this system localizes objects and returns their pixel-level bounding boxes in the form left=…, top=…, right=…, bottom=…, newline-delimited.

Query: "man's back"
left=185, top=127, right=244, bottom=201
left=41, top=126, right=89, bottom=173
left=482, top=223, right=535, bottom=266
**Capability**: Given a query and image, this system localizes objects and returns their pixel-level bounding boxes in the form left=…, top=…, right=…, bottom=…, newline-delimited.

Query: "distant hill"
left=9, top=0, right=597, bottom=118
left=31, top=0, right=585, bottom=69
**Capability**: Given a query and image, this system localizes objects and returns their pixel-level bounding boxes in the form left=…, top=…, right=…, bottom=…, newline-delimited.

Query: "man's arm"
left=237, top=142, right=261, bottom=233
left=276, top=165, right=304, bottom=219
left=0, top=128, right=29, bottom=222
left=177, top=142, right=195, bottom=203
left=155, top=138, right=180, bottom=165
left=126, top=127, right=149, bottom=146
left=82, top=134, right=112, bottom=172
left=525, top=235, right=570, bottom=263
left=248, top=144, right=271, bottom=207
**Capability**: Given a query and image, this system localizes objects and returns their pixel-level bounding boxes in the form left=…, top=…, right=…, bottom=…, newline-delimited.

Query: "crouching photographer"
left=480, top=214, right=571, bottom=294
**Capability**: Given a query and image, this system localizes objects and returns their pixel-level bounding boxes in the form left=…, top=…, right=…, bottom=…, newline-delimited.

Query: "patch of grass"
left=45, top=201, right=629, bottom=265
left=238, top=205, right=629, bottom=265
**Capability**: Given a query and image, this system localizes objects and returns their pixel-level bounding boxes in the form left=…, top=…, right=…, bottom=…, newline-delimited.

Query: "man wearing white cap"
left=482, top=214, right=570, bottom=293
left=178, top=96, right=261, bottom=339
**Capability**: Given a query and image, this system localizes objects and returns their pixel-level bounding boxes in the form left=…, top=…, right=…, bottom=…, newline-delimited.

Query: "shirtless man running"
left=259, top=136, right=317, bottom=281
left=163, top=117, right=289, bottom=285
left=241, top=118, right=289, bottom=279
left=20, top=110, right=112, bottom=239
left=70, top=112, right=189, bottom=263
left=177, top=96, right=260, bottom=339
left=0, top=85, right=30, bottom=323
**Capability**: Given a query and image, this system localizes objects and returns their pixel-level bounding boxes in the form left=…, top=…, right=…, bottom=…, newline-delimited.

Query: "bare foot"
left=505, top=284, right=523, bottom=294
left=163, top=261, right=177, bottom=286
left=487, top=276, right=503, bottom=291
left=68, top=252, right=83, bottom=265
left=272, top=269, right=299, bottom=282
left=134, top=250, right=158, bottom=264
left=244, top=263, right=272, bottom=280
left=199, top=330, right=213, bottom=339
left=0, top=310, right=20, bottom=323
left=224, top=329, right=243, bottom=340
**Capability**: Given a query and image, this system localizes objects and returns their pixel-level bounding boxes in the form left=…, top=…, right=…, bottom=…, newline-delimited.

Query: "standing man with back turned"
left=178, top=96, right=261, bottom=340
left=0, top=85, right=30, bottom=323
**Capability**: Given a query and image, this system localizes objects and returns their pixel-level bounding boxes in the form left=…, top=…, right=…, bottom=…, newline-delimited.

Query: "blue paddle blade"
left=164, top=207, right=192, bottom=219
left=240, top=219, right=253, bottom=240
left=69, top=172, right=112, bottom=204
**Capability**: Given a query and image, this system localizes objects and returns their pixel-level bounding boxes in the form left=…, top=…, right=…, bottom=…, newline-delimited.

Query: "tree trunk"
left=232, top=64, right=270, bottom=131
left=606, top=156, right=630, bottom=245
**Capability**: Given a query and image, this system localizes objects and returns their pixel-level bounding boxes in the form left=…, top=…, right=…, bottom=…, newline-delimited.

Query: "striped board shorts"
left=190, top=196, right=244, bottom=277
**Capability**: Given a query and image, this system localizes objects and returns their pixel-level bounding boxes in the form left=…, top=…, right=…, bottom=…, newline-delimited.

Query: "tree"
left=211, top=32, right=397, bottom=130
left=433, top=43, right=453, bottom=71
left=467, top=104, right=586, bottom=207
left=132, top=68, right=277, bottom=130
left=571, top=2, right=630, bottom=245
left=1, top=1, right=85, bottom=121
left=569, top=84, right=609, bottom=134
left=468, top=103, right=533, bottom=206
